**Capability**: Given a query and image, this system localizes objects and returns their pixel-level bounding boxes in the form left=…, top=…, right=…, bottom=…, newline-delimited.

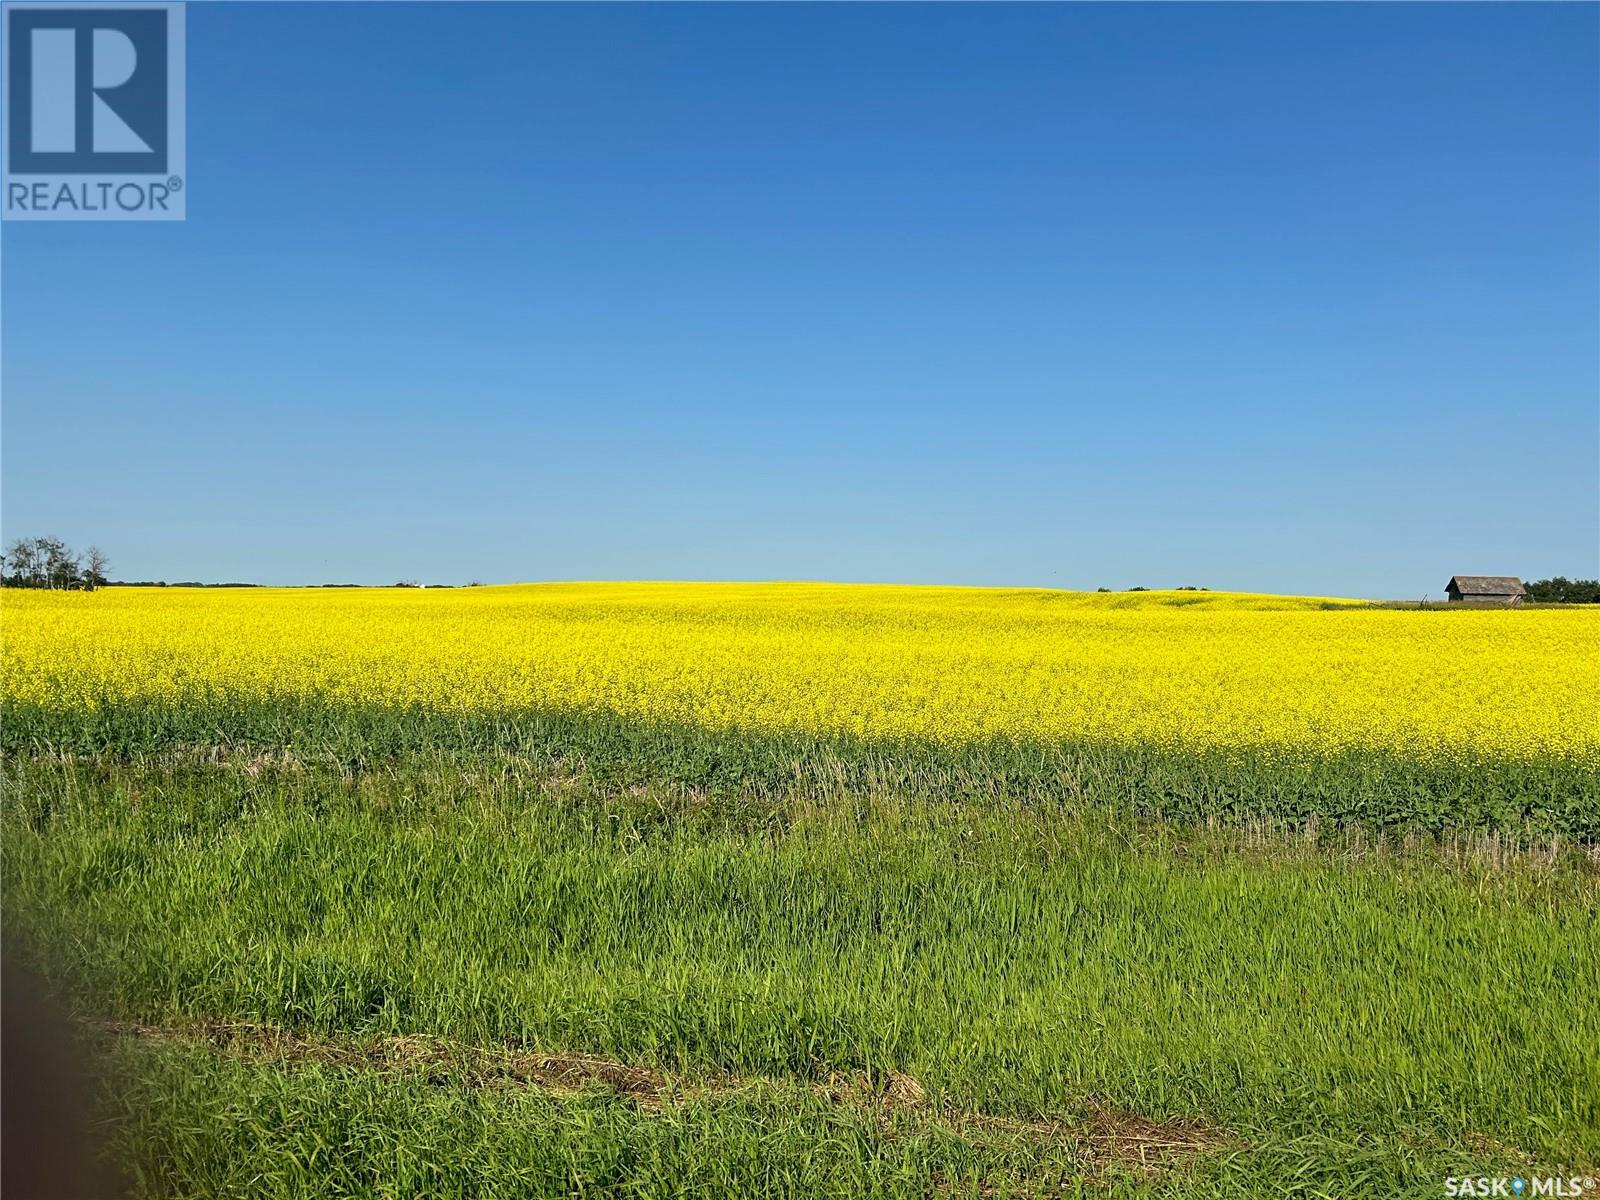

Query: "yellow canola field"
left=3, top=583, right=1596, bottom=761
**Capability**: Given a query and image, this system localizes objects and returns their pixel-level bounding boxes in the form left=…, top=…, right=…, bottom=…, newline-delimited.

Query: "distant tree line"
left=21, top=543, right=1580, bottom=602
left=1097, top=586, right=1210, bottom=593
left=113, top=580, right=261, bottom=588
left=1, top=540, right=488, bottom=590
left=1524, top=577, right=1600, bottom=604
left=1, top=536, right=109, bottom=590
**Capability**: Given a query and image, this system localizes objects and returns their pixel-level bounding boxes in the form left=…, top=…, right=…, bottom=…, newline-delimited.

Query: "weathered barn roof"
left=1445, top=576, right=1525, bottom=595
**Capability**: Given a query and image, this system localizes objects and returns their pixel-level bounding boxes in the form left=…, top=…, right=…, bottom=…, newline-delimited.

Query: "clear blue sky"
left=4, top=3, right=1596, bottom=596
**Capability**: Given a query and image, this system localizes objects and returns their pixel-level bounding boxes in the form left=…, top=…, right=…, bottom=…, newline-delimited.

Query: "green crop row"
left=3, top=696, right=1595, bottom=837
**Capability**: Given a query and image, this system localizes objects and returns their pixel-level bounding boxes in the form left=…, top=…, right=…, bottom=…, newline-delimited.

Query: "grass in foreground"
left=5, top=751, right=1597, bottom=1197
left=5, top=697, right=1595, bottom=838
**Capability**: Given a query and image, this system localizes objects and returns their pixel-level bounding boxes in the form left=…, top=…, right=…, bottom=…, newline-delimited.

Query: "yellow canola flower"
left=2, top=582, right=1596, bottom=761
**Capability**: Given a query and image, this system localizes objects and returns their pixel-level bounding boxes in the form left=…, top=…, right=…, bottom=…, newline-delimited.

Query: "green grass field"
left=5, top=697, right=1594, bottom=839
left=4, top=749, right=1597, bottom=1197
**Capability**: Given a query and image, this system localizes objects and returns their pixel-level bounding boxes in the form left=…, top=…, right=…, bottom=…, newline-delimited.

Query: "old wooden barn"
left=1444, top=576, right=1525, bottom=604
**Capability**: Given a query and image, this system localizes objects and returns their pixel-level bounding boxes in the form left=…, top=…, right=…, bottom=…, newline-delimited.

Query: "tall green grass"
left=97, top=1041, right=1526, bottom=1200
left=5, top=753, right=1597, bottom=1197
left=4, top=696, right=1594, bottom=836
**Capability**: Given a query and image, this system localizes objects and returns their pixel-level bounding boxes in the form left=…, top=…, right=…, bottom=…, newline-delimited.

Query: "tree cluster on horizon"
left=1524, top=577, right=1600, bottom=604
left=2, top=536, right=109, bottom=591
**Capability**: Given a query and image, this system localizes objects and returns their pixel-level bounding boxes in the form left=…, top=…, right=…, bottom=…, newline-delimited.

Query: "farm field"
left=3, top=582, right=1598, bottom=1198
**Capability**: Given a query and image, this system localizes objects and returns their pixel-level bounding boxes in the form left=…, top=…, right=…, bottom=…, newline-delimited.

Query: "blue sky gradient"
left=4, top=3, right=1596, bottom=596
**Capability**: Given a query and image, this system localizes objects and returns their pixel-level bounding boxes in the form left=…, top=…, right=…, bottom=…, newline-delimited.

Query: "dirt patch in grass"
left=104, top=1021, right=674, bottom=1103
left=101, top=1019, right=1233, bottom=1175
left=1076, top=1108, right=1236, bottom=1173
left=947, top=1105, right=1233, bottom=1175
